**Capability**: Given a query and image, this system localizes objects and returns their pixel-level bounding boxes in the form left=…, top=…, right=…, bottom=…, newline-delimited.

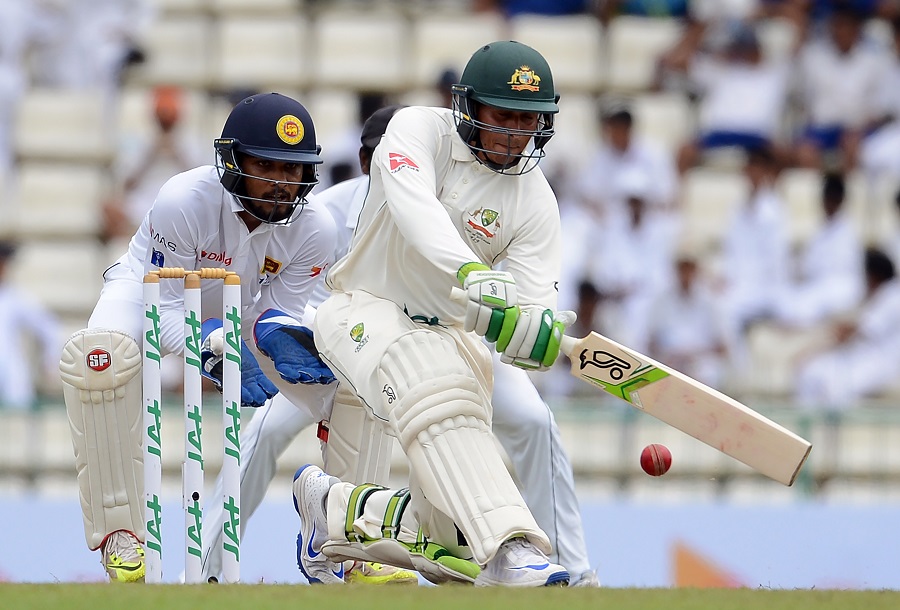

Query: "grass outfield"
left=3, top=585, right=900, bottom=610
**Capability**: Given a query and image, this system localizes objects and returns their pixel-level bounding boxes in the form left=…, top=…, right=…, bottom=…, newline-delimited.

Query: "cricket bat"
left=451, top=289, right=812, bottom=485
left=558, top=331, right=811, bottom=486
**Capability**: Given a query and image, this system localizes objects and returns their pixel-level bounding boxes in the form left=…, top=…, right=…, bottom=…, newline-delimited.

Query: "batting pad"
left=323, top=482, right=478, bottom=585
left=378, top=330, right=550, bottom=564
left=324, top=385, right=394, bottom=485
left=60, top=329, right=145, bottom=550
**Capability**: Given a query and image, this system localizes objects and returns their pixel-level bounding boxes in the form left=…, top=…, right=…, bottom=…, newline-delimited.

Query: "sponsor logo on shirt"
left=201, top=249, right=232, bottom=266
left=151, top=249, right=165, bottom=267
left=464, top=207, right=500, bottom=244
left=508, top=65, right=541, bottom=92
left=310, top=264, right=327, bottom=278
left=350, top=322, right=369, bottom=352
left=389, top=153, right=419, bottom=173
left=149, top=223, right=177, bottom=252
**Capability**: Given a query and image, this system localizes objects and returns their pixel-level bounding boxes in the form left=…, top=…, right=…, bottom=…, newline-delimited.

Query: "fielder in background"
left=299, top=41, right=576, bottom=587
left=201, top=105, right=596, bottom=586
left=59, top=93, right=338, bottom=582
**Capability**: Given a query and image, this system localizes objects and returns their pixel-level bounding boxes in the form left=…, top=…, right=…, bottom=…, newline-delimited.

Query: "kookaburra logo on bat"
left=579, top=349, right=632, bottom=381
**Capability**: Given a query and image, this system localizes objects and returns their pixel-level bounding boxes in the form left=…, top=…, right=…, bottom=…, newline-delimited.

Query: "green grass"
left=3, top=584, right=900, bottom=610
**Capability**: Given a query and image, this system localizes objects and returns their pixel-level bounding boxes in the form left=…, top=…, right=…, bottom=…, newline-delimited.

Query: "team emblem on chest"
left=464, top=207, right=500, bottom=244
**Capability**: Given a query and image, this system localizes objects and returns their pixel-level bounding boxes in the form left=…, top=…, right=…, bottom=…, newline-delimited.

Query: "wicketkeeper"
left=59, top=93, right=339, bottom=582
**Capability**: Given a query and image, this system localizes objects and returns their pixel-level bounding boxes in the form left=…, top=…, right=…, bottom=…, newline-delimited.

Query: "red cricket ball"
left=640, top=443, right=672, bottom=476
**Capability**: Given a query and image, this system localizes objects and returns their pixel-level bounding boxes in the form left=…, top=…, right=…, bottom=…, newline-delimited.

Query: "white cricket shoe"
left=292, top=464, right=345, bottom=584
left=570, top=569, right=600, bottom=587
left=474, top=537, right=569, bottom=587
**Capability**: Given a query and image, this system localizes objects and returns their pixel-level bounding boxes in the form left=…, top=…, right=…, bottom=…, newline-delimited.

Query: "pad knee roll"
left=60, top=329, right=145, bottom=549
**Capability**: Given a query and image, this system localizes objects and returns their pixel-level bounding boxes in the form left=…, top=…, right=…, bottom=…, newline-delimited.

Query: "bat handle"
left=449, top=286, right=467, bottom=304
left=449, top=286, right=577, bottom=358
left=559, top=335, right=577, bottom=358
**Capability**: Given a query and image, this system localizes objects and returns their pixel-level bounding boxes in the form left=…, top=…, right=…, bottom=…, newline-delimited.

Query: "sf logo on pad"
left=87, top=348, right=112, bottom=372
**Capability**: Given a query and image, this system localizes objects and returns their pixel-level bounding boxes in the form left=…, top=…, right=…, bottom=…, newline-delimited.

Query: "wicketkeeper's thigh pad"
left=323, top=384, right=394, bottom=486
left=60, top=329, right=144, bottom=550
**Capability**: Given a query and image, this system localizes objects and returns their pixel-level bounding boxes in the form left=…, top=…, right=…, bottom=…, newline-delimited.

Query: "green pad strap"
left=345, top=483, right=384, bottom=543
left=381, top=487, right=411, bottom=540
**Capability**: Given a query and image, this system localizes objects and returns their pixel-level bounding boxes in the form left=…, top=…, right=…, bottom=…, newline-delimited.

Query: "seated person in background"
left=795, top=247, right=900, bottom=408
left=648, top=252, right=728, bottom=389
left=0, top=240, right=62, bottom=410
left=792, top=3, right=892, bottom=170
left=715, top=147, right=790, bottom=366
left=672, top=21, right=791, bottom=173
left=103, top=86, right=203, bottom=241
left=775, top=172, right=864, bottom=327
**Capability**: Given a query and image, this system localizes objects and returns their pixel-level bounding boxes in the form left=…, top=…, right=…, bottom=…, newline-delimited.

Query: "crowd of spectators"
left=1, top=0, right=899, bottom=410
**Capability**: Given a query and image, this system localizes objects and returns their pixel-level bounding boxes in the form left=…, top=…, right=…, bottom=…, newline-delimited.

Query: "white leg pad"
left=59, top=329, right=145, bottom=550
left=378, top=330, right=550, bottom=565
left=323, top=385, right=394, bottom=485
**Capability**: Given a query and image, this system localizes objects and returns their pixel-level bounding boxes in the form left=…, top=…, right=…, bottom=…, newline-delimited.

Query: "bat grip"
left=449, top=287, right=576, bottom=357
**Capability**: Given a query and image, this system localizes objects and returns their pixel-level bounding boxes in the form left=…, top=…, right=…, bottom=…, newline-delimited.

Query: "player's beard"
left=242, top=187, right=298, bottom=223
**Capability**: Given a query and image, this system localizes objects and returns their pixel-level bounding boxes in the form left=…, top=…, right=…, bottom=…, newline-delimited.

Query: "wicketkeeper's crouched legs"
left=59, top=329, right=145, bottom=550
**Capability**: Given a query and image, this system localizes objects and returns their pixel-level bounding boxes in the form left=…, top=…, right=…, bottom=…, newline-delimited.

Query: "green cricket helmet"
left=452, top=40, right=559, bottom=175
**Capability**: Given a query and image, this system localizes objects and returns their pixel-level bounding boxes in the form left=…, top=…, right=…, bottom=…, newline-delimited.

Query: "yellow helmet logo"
left=276, top=114, right=304, bottom=145
left=508, top=65, right=541, bottom=92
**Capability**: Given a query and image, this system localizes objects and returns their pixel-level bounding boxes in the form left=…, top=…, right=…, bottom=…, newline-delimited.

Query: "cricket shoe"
left=570, top=569, right=600, bottom=587
left=474, top=537, right=569, bottom=587
left=293, top=464, right=345, bottom=584
left=345, top=561, right=419, bottom=585
left=101, top=530, right=145, bottom=583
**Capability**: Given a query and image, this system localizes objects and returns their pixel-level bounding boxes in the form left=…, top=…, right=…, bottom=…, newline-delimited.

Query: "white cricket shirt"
left=326, top=106, right=562, bottom=324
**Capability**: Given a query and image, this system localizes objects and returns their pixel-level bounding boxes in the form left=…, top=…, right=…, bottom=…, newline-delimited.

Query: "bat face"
left=576, top=344, right=669, bottom=401
left=565, top=332, right=812, bottom=486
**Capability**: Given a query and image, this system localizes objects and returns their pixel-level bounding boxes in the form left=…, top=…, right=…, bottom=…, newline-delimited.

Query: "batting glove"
left=253, top=309, right=336, bottom=385
left=458, top=262, right=520, bottom=345
left=499, top=306, right=576, bottom=371
left=201, top=318, right=279, bottom=407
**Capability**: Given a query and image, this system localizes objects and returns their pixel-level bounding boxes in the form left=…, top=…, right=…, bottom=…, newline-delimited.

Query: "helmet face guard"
left=215, top=138, right=319, bottom=225
left=216, top=93, right=323, bottom=225
left=452, top=41, right=559, bottom=176
left=452, top=85, right=556, bottom=175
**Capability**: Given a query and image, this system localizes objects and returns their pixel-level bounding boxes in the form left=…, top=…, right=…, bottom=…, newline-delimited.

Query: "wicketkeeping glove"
left=458, top=262, right=520, bottom=345
left=253, top=309, right=336, bottom=385
left=200, top=318, right=279, bottom=407
left=499, top=306, right=576, bottom=371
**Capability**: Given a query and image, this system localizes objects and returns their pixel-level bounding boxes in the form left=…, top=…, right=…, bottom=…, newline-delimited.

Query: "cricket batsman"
left=298, top=41, right=576, bottom=587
